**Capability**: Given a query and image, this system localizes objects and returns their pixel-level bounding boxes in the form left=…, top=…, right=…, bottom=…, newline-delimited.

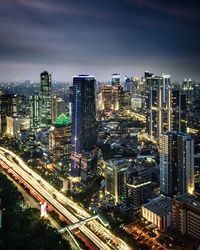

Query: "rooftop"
left=175, top=193, right=200, bottom=209
left=142, top=196, right=172, bottom=217
left=54, top=113, right=71, bottom=126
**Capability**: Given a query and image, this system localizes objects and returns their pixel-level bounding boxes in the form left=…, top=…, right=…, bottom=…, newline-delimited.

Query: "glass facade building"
left=71, top=75, right=96, bottom=178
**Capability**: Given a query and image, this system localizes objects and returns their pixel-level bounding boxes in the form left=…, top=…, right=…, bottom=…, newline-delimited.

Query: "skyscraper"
left=49, top=113, right=71, bottom=171
left=71, top=75, right=96, bottom=178
left=145, top=76, right=163, bottom=140
left=166, top=85, right=187, bottom=133
left=160, top=132, right=194, bottom=197
left=40, top=71, right=52, bottom=128
left=29, top=93, right=40, bottom=129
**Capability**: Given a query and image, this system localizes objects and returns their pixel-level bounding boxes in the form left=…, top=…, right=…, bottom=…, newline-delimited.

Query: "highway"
left=0, top=147, right=130, bottom=250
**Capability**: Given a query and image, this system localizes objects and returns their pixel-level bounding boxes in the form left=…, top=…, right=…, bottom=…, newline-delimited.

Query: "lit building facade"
left=40, top=71, right=52, bottom=128
left=49, top=113, right=71, bottom=171
left=51, top=95, right=65, bottom=123
left=111, top=73, right=120, bottom=86
left=145, top=76, right=163, bottom=140
left=142, top=196, right=172, bottom=230
left=101, top=85, right=123, bottom=113
left=71, top=75, right=96, bottom=178
left=105, top=159, right=131, bottom=204
left=6, top=116, right=20, bottom=137
left=160, top=132, right=194, bottom=197
left=126, top=166, right=152, bottom=209
left=173, top=194, right=200, bottom=240
left=29, top=93, right=40, bottom=129
left=166, top=85, right=187, bottom=133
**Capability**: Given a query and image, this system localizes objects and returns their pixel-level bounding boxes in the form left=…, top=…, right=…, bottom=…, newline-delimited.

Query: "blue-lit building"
left=70, top=75, right=96, bottom=179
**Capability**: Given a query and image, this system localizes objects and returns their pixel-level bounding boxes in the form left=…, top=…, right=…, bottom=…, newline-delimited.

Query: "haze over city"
left=0, top=0, right=200, bottom=81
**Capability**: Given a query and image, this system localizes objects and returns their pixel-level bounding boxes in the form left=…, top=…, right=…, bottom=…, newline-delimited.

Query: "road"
left=0, top=147, right=130, bottom=250
left=125, top=223, right=168, bottom=250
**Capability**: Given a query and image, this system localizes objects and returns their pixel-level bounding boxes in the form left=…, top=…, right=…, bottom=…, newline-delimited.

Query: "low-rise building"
left=173, top=193, right=200, bottom=240
left=142, top=196, right=172, bottom=230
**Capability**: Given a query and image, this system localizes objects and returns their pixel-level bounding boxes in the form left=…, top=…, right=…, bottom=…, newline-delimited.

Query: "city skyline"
left=0, top=0, right=200, bottom=81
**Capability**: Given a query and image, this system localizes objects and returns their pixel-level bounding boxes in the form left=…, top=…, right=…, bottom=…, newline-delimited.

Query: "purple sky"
left=0, top=0, right=200, bottom=81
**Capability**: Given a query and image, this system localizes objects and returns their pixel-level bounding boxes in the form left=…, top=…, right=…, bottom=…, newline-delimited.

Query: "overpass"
left=60, top=214, right=108, bottom=232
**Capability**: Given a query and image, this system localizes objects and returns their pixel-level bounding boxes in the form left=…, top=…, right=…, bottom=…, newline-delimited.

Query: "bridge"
left=59, top=214, right=108, bottom=232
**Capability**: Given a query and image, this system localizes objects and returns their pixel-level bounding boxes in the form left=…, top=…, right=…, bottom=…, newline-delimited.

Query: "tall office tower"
left=51, top=95, right=65, bottom=123
left=160, top=132, right=194, bottom=197
left=111, top=73, right=120, bottom=86
left=71, top=75, right=96, bottom=178
left=166, top=85, right=187, bottom=133
left=0, top=93, right=17, bottom=133
left=29, top=93, right=40, bottom=129
left=49, top=113, right=71, bottom=171
left=105, top=159, right=131, bottom=204
left=40, top=71, right=52, bottom=128
left=144, top=71, right=154, bottom=79
left=145, top=76, right=163, bottom=140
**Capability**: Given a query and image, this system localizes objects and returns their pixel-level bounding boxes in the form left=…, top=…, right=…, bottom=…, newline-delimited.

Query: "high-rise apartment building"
left=145, top=76, right=163, bottom=139
left=70, top=75, right=96, bottom=178
left=160, top=132, right=194, bottom=197
left=0, top=93, right=17, bottom=133
left=145, top=75, right=187, bottom=139
left=29, top=93, right=40, bottom=129
left=166, top=85, right=187, bottom=133
left=40, top=71, right=52, bottom=128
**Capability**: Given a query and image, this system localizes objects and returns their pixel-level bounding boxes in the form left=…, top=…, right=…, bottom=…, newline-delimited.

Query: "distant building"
left=142, top=196, right=172, bottom=230
left=70, top=75, right=96, bottom=179
left=49, top=113, right=71, bottom=171
left=160, top=132, right=194, bottom=197
left=173, top=193, right=200, bottom=240
left=6, top=116, right=20, bottom=137
left=111, top=73, right=120, bottom=86
left=126, top=165, right=152, bottom=209
left=131, top=95, right=142, bottom=111
left=40, top=71, right=52, bottom=128
left=101, top=85, right=123, bottom=113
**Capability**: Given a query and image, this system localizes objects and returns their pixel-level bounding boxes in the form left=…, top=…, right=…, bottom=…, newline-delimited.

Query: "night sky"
left=0, top=0, right=200, bottom=81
